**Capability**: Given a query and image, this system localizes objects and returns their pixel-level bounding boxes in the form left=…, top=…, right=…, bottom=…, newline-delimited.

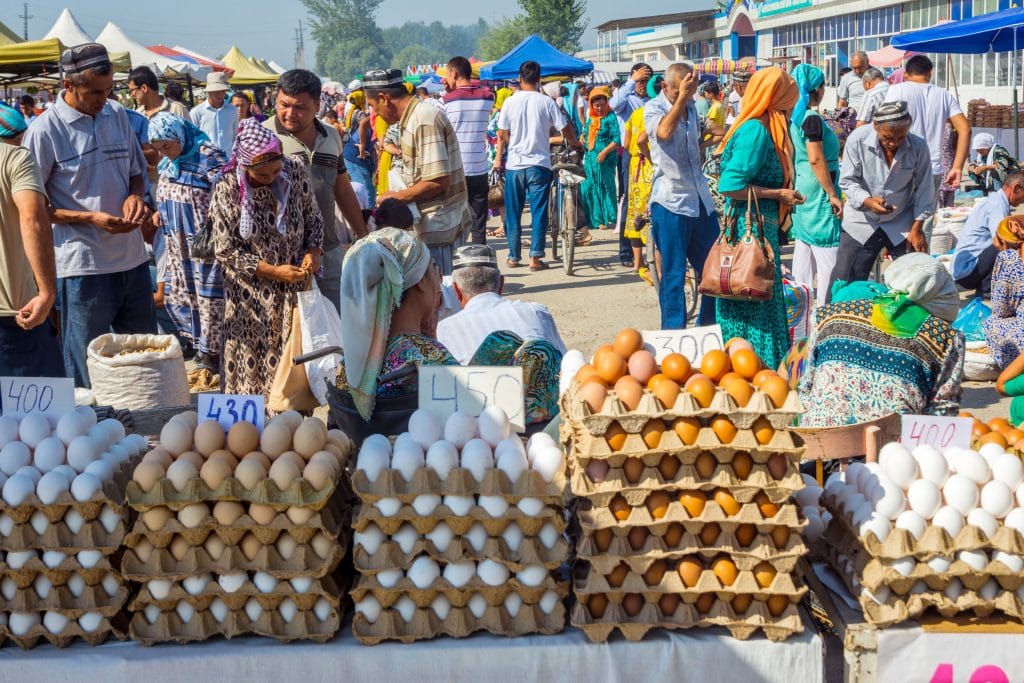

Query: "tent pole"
left=187, top=73, right=194, bottom=108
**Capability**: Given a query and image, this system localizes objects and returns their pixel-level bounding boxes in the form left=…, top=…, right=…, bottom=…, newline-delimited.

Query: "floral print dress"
left=984, top=248, right=1024, bottom=369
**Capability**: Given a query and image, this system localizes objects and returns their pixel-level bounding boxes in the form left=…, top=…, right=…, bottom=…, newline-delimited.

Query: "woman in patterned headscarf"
left=209, top=118, right=324, bottom=398
left=579, top=87, right=620, bottom=237
left=149, top=112, right=228, bottom=380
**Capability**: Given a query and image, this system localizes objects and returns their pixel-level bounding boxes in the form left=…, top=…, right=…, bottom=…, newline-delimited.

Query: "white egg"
left=376, top=568, right=403, bottom=588
left=98, top=418, right=125, bottom=443
left=1005, top=508, right=1024, bottom=535
left=927, top=556, right=952, bottom=573
left=243, top=598, right=263, bottom=622
left=539, top=590, right=560, bottom=614
left=0, top=441, right=32, bottom=476
left=31, top=437, right=65, bottom=473
left=477, top=558, right=511, bottom=586
left=279, top=598, right=299, bottom=624
left=431, top=594, right=451, bottom=621
left=887, top=556, right=916, bottom=577
left=1, top=576, right=17, bottom=598
left=411, top=494, right=442, bottom=516
left=859, top=515, right=892, bottom=542
left=465, top=522, right=489, bottom=551
left=2, top=473, right=35, bottom=505
left=932, top=506, right=965, bottom=537
left=70, top=472, right=102, bottom=502
left=51, top=464, right=76, bottom=482
left=30, top=510, right=48, bottom=535
left=0, top=415, right=21, bottom=447
left=42, top=550, right=66, bottom=569
left=9, top=612, right=40, bottom=636
left=355, top=595, right=382, bottom=624
left=880, top=443, right=917, bottom=489
left=355, top=525, right=386, bottom=555
left=290, top=577, right=313, bottom=593
left=442, top=560, right=476, bottom=588
left=143, top=604, right=161, bottom=625
left=276, top=533, right=298, bottom=560
left=501, top=522, right=524, bottom=551
left=391, top=439, right=425, bottom=482
left=407, top=409, right=443, bottom=450
left=504, top=591, right=523, bottom=617
left=913, top=445, right=949, bottom=486
left=994, top=550, right=1024, bottom=572
left=165, top=460, right=198, bottom=492
left=895, top=510, right=927, bottom=540
left=148, top=579, right=172, bottom=600
left=981, top=480, right=1015, bottom=518
left=66, top=574, right=85, bottom=598
left=392, top=523, right=420, bottom=554
left=842, top=492, right=867, bottom=516
left=992, top=453, right=1024, bottom=489
left=375, top=497, right=402, bottom=517
left=539, top=522, right=560, bottom=549
left=18, top=414, right=50, bottom=448
left=63, top=509, right=84, bottom=534
left=967, top=508, right=999, bottom=539
left=66, top=436, right=99, bottom=473
left=356, top=438, right=391, bottom=482
left=846, top=461, right=867, bottom=491
left=560, top=349, right=587, bottom=394
left=98, top=505, right=121, bottom=533
left=467, top=593, right=488, bottom=619
left=0, top=511, right=12, bottom=537
left=531, top=446, right=565, bottom=483
left=43, top=611, right=69, bottom=634
left=478, top=406, right=512, bottom=448
left=874, top=478, right=907, bottom=520
left=516, top=565, right=548, bottom=587
left=16, top=465, right=40, bottom=484
left=495, top=437, right=528, bottom=477
left=408, top=556, right=442, bottom=589
left=444, top=411, right=478, bottom=449
left=218, top=573, right=247, bottom=593
left=84, top=459, right=114, bottom=482
left=943, top=475, right=980, bottom=515
left=443, top=495, right=474, bottom=516
left=35, top=470, right=70, bottom=504
left=393, top=595, right=417, bottom=623
left=459, top=439, right=493, bottom=482
left=207, top=598, right=228, bottom=623
left=793, top=486, right=823, bottom=509
left=852, top=500, right=875, bottom=526
left=77, top=612, right=103, bottom=633
left=33, top=574, right=52, bottom=598
left=980, top=578, right=1000, bottom=601
left=517, top=497, right=545, bottom=516
left=425, top=521, right=454, bottom=552
left=957, top=549, right=989, bottom=572
left=478, top=495, right=509, bottom=518
left=907, top=480, right=941, bottom=519
left=425, top=440, right=459, bottom=480
left=252, top=572, right=278, bottom=594
left=77, top=550, right=102, bottom=568
left=74, top=405, right=97, bottom=427
left=956, top=451, right=991, bottom=486
left=181, top=574, right=211, bottom=596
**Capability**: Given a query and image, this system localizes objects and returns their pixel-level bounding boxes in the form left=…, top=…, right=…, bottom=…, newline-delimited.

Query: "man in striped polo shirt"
left=443, top=56, right=494, bottom=245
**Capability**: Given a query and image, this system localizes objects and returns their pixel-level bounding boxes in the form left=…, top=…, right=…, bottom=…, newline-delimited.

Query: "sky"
left=0, top=0, right=714, bottom=70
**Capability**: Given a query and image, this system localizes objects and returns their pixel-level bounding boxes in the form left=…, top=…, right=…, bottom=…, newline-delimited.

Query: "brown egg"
left=627, top=350, right=658, bottom=384
left=200, top=458, right=233, bottom=490
left=695, top=452, right=717, bottom=479
left=268, top=458, right=301, bottom=491
left=208, top=449, right=238, bottom=468
left=613, top=328, right=644, bottom=357
left=713, top=489, right=741, bottom=516
left=770, top=525, right=791, bottom=549
left=647, top=372, right=669, bottom=390
left=586, top=460, right=611, bottom=483
left=766, top=453, right=789, bottom=480
left=303, top=461, right=333, bottom=491
left=751, top=417, right=775, bottom=445
left=711, top=556, right=738, bottom=587
left=249, top=503, right=277, bottom=526
left=695, top=594, right=715, bottom=614
left=259, top=423, right=293, bottom=459
left=226, top=421, right=260, bottom=456
left=234, top=459, right=267, bottom=490
left=678, top=556, right=703, bottom=587
left=753, top=561, right=777, bottom=588
left=193, top=420, right=225, bottom=456
left=760, top=376, right=791, bottom=409
left=286, top=506, right=316, bottom=524
left=594, top=350, right=627, bottom=384
left=685, top=376, right=716, bottom=408
left=575, top=364, right=600, bottom=383
left=212, top=501, right=245, bottom=525
left=1007, top=429, right=1024, bottom=446
left=622, top=593, right=645, bottom=617
left=766, top=595, right=790, bottom=617
left=721, top=377, right=754, bottom=407
left=972, top=421, right=991, bottom=438
left=730, top=348, right=762, bottom=380
left=663, top=522, right=684, bottom=548
left=989, top=417, right=1011, bottom=432
left=658, top=593, right=681, bottom=617
left=699, top=349, right=731, bottom=382
left=711, top=416, right=738, bottom=444
left=718, top=371, right=744, bottom=385
left=609, top=495, right=631, bottom=521
left=593, top=528, right=613, bottom=552
left=699, top=523, right=721, bottom=545
left=755, top=492, right=780, bottom=520
left=614, top=376, right=644, bottom=411
left=587, top=593, right=609, bottom=619
left=724, top=337, right=754, bottom=353
left=204, top=535, right=226, bottom=560
left=133, top=461, right=165, bottom=492
left=678, top=490, right=707, bottom=518
left=142, top=447, right=174, bottom=468
left=752, top=369, right=779, bottom=388
left=241, top=450, right=271, bottom=469
left=734, top=523, right=757, bottom=547
left=142, top=506, right=173, bottom=532
left=731, top=594, right=753, bottom=615
left=169, top=535, right=190, bottom=561
left=579, top=382, right=609, bottom=413
left=627, top=526, right=650, bottom=551
left=605, top=423, right=628, bottom=451
left=240, top=533, right=263, bottom=561
left=643, top=560, right=667, bottom=586
left=731, top=452, right=754, bottom=479
left=623, top=458, right=644, bottom=484
left=980, top=431, right=1009, bottom=448
left=672, top=417, right=701, bottom=445
left=606, top=563, right=629, bottom=588
left=660, top=353, right=691, bottom=382
left=658, top=455, right=681, bottom=480
left=646, top=491, right=671, bottom=520
left=641, top=420, right=665, bottom=449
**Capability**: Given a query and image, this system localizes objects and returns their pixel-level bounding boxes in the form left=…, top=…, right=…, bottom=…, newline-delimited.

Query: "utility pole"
left=294, top=21, right=305, bottom=70
left=18, top=3, right=33, bottom=41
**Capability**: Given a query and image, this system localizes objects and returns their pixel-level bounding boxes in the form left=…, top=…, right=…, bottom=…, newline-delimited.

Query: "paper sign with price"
left=879, top=626, right=1024, bottom=682
left=1, top=377, right=74, bottom=418
left=901, top=415, right=972, bottom=451
left=418, top=366, right=525, bottom=433
left=197, top=394, right=265, bottom=432
left=641, top=325, right=724, bottom=364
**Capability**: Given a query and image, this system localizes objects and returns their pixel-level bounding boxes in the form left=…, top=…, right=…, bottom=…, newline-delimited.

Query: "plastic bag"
left=267, top=304, right=318, bottom=413
left=298, top=282, right=344, bottom=405
left=964, top=341, right=1000, bottom=381
left=953, top=297, right=991, bottom=342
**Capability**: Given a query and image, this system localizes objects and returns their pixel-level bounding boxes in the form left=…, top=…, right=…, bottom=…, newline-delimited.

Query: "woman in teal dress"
left=789, top=64, right=842, bottom=309
left=715, top=67, right=804, bottom=369
left=580, top=87, right=620, bottom=234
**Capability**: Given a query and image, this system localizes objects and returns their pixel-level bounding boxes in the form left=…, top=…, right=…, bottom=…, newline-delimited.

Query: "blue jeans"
left=0, top=316, right=64, bottom=378
left=505, top=167, right=553, bottom=262
left=58, top=262, right=157, bottom=388
left=651, top=202, right=718, bottom=329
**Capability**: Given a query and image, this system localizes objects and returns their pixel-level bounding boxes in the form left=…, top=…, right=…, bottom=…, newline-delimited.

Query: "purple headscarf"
left=221, top=117, right=290, bottom=240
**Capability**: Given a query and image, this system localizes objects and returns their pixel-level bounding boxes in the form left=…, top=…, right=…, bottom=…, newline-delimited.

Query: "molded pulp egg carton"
left=129, top=603, right=340, bottom=645
left=353, top=532, right=569, bottom=573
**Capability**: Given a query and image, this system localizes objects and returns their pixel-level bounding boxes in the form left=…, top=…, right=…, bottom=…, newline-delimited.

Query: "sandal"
left=529, top=261, right=549, bottom=272
left=493, top=228, right=506, bottom=238
left=507, top=259, right=522, bottom=268
left=576, top=235, right=593, bottom=246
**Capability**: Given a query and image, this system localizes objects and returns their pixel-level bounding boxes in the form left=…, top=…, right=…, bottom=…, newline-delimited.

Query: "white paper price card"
left=879, top=626, right=1024, bottom=682
left=197, top=394, right=265, bottom=432
left=419, top=366, right=525, bottom=433
left=641, top=324, right=724, bottom=364
left=1, top=377, right=74, bottom=418
left=900, top=415, right=972, bottom=451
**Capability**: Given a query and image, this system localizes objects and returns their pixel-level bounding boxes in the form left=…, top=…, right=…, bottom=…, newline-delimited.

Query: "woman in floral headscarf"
left=149, top=112, right=228, bottom=380
left=209, top=118, right=324, bottom=397
left=579, top=87, right=620, bottom=237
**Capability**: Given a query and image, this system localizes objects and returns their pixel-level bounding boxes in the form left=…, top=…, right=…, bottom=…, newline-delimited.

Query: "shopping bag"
left=267, top=304, right=318, bottom=413
left=952, top=297, right=991, bottom=343
left=298, top=282, right=343, bottom=405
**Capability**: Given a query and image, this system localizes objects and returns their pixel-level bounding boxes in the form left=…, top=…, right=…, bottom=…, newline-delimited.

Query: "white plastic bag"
left=86, top=334, right=189, bottom=409
left=298, top=282, right=344, bottom=405
left=964, top=341, right=1000, bottom=382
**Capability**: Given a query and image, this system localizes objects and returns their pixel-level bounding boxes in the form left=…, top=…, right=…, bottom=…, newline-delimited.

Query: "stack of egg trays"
left=562, top=382, right=810, bottom=642
left=821, top=489, right=1024, bottom=627
left=0, top=459, right=135, bottom=648
left=123, top=465, right=351, bottom=644
left=349, top=455, right=571, bottom=644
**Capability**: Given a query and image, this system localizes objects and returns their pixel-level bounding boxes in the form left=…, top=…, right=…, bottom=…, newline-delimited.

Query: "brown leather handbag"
left=699, top=188, right=776, bottom=302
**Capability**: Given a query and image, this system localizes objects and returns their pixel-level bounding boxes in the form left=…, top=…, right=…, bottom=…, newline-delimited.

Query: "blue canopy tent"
left=480, top=35, right=593, bottom=81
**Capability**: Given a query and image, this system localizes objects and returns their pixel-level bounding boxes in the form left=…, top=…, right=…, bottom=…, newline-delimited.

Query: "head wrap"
left=219, top=117, right=289, bottom=240
left=997, top=215, right=1024, bottom=245
left=646, top=75, right=665, bottom=100
left=340, top=228, right=432, bottom=420
left=494, top=87, right=513, bottom=111
left=716, top=67, right=800, bottom=226
left=586, top=87, right=610, bottom=150
left=873, top=253, right=959, bottom=337
left=0, top=102, right=27, bottom=139
left=791, top=64, right=825, bottom=126
left=345, top=90, right=366, bottom=129
left=972, top=132, right=997, bottom=165
left=874, top=101, right=910, bottom=124
left=148, top=112, right=211, bottom=180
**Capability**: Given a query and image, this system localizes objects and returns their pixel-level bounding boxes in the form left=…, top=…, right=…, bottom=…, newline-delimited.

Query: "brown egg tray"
left=351, top=502, right=567, bottom=537
left=352, top=601, right=567, bottom=645
left=351, top=466, right=568, bottom=506
left=2, top=581, right=129, bottom=615
left=575, top=496, right=804, bottom=531
left=2, top=612, right=129, bottom=650
left=563, top=422, right=803, bottom=459
left=569, top=595, right=805, bottom=643
left=0, top=516, right=129, bottom=554
left=130, top=573, right=345, bottom=612
left=354, top=534, right=569, bottom=573
left=126, top=470, right=347, bottom=512
left=574, top=562, right=807, bottom=600
left=128, top=603, right=342, bottom=645
left=350, top=572, right=568, bottom=609
left=1, top=557, right=120, bottom=589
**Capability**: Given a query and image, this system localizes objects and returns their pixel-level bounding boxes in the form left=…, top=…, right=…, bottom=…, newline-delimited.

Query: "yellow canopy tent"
left=221, top=46, right=278, bottom=85
left=0, top=38, right=131, bottom=82
left=0, top=21, right=22, bottom=47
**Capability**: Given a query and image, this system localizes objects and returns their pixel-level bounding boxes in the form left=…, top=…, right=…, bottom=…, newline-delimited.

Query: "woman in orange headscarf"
left=715, top=67, right=805, bottom=369
left=579, top=87, right=620, bottom=242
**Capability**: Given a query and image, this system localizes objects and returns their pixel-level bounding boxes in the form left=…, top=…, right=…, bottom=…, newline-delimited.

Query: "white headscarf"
left=883, top=253, right=960, bottom=323
left=972, top=132, right=997, bottom=165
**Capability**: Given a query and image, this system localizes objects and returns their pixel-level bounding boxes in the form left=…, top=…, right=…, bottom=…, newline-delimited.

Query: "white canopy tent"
left=96, top=22, right=208, bottom=78
left=43, top=8, right=92, bottom=47
left=268, top=60, right=288, bottom=75
left=171, top=45, right=227, bottom=70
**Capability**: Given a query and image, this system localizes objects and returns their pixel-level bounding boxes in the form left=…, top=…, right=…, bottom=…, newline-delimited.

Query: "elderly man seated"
left=438, top=244, right=566, bottom=365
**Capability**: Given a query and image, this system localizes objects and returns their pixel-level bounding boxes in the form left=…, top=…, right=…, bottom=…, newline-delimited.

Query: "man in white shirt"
left=190, top=72, right=237, bottom=153
left=884, top=55, right=971, bottom=197
left=437, top=245, right=565, bottom=364
left=856, top=68, right=889, bottom=127
left=837, top=51, right=869, bottom=112
left=725, top=71, right=750, bottom=125
left=493, top=60, right=581, bottom=271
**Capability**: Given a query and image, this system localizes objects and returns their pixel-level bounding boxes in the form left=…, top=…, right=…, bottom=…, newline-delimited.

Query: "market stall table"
left=0, top=616, right=824, bottom=683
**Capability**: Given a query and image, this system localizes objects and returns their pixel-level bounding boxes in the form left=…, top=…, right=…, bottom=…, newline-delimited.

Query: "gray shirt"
left=837, top=70, right=866, bottom=111
left=838, top=124, right=935, bottom=246
left=644, top=92, right=714, bottom=218
left=23, top=93, right=148, bottom=278
left=857, top=82, right=889, bottom=124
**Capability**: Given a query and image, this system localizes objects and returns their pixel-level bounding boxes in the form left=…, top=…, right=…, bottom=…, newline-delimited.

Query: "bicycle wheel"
left=561, top=186, right=576, bottom=275
left=685, top=265, right=700, bottom=324
left=646, top=237, right=661, bottom=293
left=549, top=184, right=559, bottom=262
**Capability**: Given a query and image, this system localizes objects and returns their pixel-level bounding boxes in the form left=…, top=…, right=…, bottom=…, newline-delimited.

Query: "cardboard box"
left=353, top=533, right=569, bottom=573
left=351, top=467, right=567, bottom=506
left=352, top=503, right=567, bottom=537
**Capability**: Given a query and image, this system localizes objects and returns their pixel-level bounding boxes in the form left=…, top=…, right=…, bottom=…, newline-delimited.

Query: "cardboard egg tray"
left=563, top=423, right=803, bottom=459
left=569, top=594, right=805, bottom=643
left=3, top=580, right=129, bottom=614
left=561, top=380, right=803, bottom=433
left=350, top=573, right=568, bottom=609
left=0, top=514, right=128, bottom=554
left=352, top=601, right=567, bottom=645
left=2, top=612, right=129, bottom=649
left=129, top=574, right=344, bottom=613
left=574, top=497, right=804, bottom=531
left=574, top=564, right=807, bottom=601
left=1, top=556, right=119, bottom=589
left=351, top=466, right=568, bottom=506
left=126, top=471, right=348, bottom=512
left=352, top=503, right=567, bottom=537
left=0, top=465, right=133, bottom=526
left=128, top=603, right=342, bottom=645
left=354, top=534, right=569, bottom=573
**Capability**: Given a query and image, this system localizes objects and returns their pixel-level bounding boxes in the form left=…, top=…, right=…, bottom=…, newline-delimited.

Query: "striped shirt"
left=437, top=292, right=566, bottom=365
left=443, top=85, right=494, bottom=177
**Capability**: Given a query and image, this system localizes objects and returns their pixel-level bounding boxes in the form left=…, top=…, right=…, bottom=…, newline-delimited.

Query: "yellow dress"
left=624, top=107, right=654, bottom=242
left=374, top=115, right=392, bottom=197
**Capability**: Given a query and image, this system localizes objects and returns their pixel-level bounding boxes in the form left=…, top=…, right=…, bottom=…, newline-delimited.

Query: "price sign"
left=879, top=626, right=1024, bottom=682
left=197, top=394, right=265, bottom=432
left=0, top=377, right=74, bottom=418
left=641, top=324, right=724, bottom=364
left=418, top=366, right=525, bottom=433
left=901, top=415, right=972, bottom=451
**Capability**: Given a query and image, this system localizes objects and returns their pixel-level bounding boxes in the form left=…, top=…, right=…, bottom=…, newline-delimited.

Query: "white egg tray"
left=126, top=473, right=343, bottom=512
left=2, top=580, right=128, bottom=614
left=1, top=557, right=119, bottom=588
left=352, top=601, right=567, bottom=645
left=575, top=496, right=805, bottom=530
left=0, top=474, right=130, bottom=526
left=130, top=575, right=344, bottom=613
left=574, top=564, right=808, bottom=600
left=563, top=420, right=803, bottom=459
left=354, top=534, right=569, bottom=573
left=128, top=604, right=341, bottom=645
left=569, top=596, right=805, bottom=643
left=352, top=466, right=567, bottom=506
left=0, top=513, right=127, bottom=554
left=2, top=613, right=126, bottom=649
left=350, top=573, right=567, bottom=608
left=352, top=502, right=568, bottom=537
left=562, top=380, right=804, bottom=433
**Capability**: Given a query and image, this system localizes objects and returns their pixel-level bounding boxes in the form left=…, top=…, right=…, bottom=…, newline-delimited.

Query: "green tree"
left=519, top=0, right=587, bottom=53
left=302, top=0, right=392, bottom=79
left=478, top=16, right=530, bottom=60
left=392, top=44, right=437, bottom=71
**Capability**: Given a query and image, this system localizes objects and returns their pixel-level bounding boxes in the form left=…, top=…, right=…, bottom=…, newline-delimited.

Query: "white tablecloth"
left=0, top=619, right=824, bottom=683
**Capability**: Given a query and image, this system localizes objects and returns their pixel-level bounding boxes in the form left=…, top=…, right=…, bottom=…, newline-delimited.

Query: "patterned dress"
left=337, top=333, right=458, bottom=401
left=580, top=114, right=620, bottom=228
left=156, top=143, right=228, bottom=356
left=984, top=248, right=1024, bottom=369
left=798, top=300, right=965, bottom=427
left=469, top=331, right=562, bottom=425
left=623, top=108, right=654, bottom=242
left=210, top=156, right=324, bottom=397
left=716, top=120, right=791, bottom=369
